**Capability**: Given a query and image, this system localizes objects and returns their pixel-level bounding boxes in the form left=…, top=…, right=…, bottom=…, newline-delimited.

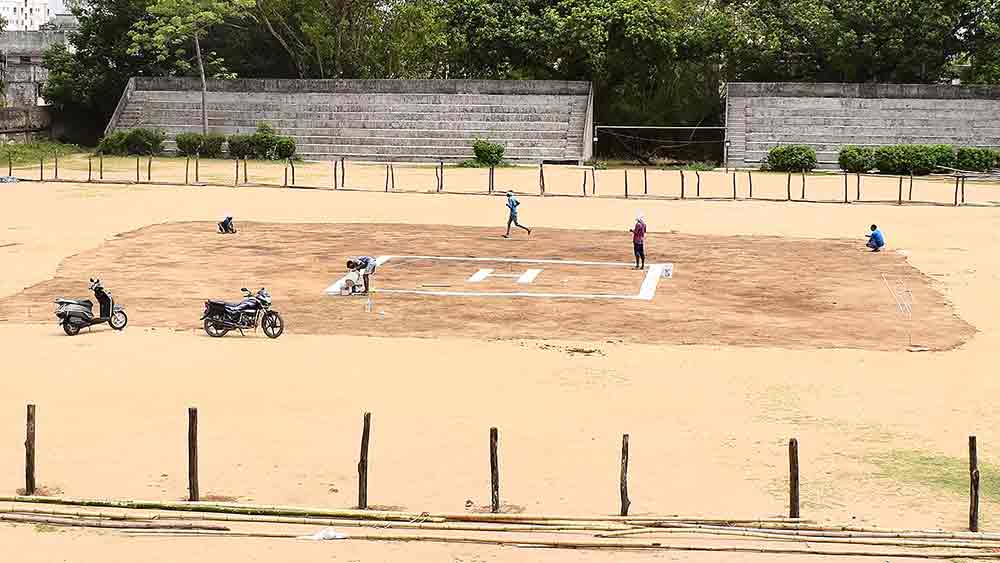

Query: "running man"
left=346, top=256, right=377, bottom=294
left=866, top=224, right=885, bottom=252
left=504, top=191, right=531, bottom=238
left=630, top=214, right=647, bottom=269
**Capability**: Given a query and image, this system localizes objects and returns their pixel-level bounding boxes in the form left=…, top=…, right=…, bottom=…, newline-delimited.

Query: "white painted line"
left=467, top=269, right=493, bottom=282
left=325, top=255, right=395, bottom=295
left=390, top=255, right=631, bottom=267
left=376, top=289, right=645, bottom=300
left=517, top=269, right=543, bottom=284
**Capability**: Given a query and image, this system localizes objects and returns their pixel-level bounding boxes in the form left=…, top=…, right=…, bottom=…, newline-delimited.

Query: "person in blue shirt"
left=503, top=191, right=531, bottom=239
left=866, top=224, right=885, bottom=252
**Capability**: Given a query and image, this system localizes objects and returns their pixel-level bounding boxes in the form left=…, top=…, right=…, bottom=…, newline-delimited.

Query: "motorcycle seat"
left=56, top=298, right=93, bottom=308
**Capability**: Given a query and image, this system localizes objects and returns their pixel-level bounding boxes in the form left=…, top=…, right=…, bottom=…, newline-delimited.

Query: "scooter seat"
left=56, top=298, right=93, bottom=308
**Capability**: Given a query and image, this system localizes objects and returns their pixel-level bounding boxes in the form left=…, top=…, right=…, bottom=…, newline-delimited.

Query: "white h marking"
left=467, top=268, right=543, bottom=284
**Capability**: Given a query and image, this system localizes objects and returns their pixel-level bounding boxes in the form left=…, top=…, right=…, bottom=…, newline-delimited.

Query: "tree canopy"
left=43, top=0, right=1000, bottom=143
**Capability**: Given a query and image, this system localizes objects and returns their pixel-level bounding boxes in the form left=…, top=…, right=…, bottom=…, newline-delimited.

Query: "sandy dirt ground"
left=2, top=168, right=1000, bottom=562
left=0, top=222, right=971, bottom=350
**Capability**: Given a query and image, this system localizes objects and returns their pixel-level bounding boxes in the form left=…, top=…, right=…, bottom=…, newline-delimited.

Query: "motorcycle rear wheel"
left=63, top=322, right=80, bottom=336
left=204, top=319, right=229, bottom=338
left=262, top=311, right=284, bottom=339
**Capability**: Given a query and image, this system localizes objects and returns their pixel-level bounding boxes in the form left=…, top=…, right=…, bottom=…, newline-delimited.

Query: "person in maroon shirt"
left=630, top=215, right=647, bottom=270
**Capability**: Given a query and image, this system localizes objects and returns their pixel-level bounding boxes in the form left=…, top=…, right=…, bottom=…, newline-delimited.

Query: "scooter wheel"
left=63, top=323, right=80, bottom=336
left=110, top=310, right=128, bottom=330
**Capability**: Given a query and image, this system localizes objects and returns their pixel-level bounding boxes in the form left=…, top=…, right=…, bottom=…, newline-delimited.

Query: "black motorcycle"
left=55, top=278, right=128, bottom=336
left=201, top=287, right=284, bottom=338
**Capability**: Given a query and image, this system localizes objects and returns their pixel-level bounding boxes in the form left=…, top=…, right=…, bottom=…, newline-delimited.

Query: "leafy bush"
left=683, top=161, right=717, bottom=171
left=765, top=145, right=817, bottom=172
left=472, top=138, right=505, bottom=166
left=227, top=134, right=253, bottom=159
left=174, top=133, right=202, bottom=156
left=874, top=144, right=954, bottom=175
left=955, top=147, right=997, bottom=172
left=274, top=136, right=296, bottom=159
left=97, top=131, right=129, bottom=155
left=837, top=145, right=877, bottom=173
left=124, top=128, right=165, bottom=155
left=250, top=122, right=279, bottom=159
left=200, top=133, right=226, bottom=158
left=1, top=141, right=81, bottom=164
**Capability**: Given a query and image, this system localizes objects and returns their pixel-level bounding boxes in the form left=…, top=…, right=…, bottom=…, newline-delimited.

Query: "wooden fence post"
left=624, top=169, right=629, bottom=199
left=135, top=155, right=140, bottom=182
left=333, top=159, right=338, bottom=189
left=786, top=172, right=791, bottom=201
left=856, top=173, right=861, bottom=201
left=961, top=177, right=966, bottom=204
left=843, top=172, right=848, bottom=203
left=539, top=163, right=546, bottom=196
left=800, top=172, right=806, bottom=200
left=789, top=438, right=800, bottom=518
left=970, top=435, right=980, bottom=532
left=591, top=167, right=597, bottom=195
left=284, top=161, right=288, bottom=187
left=243, top=158, right=248, bottom=184
left=99, top=153, right=104, bottom=180
left=290, top=159, right=296, bottom=186
left=185, top=157, right=190, bottom=185
left=898, top=176, right=903, bottom=205
left=732, top=171, right=737, bottom=200
left=620, top=433, right=630, bottom=516
left=954, top=176, right=960, bottom=206
left=234, top=159, right=239, bottom=186
left=341, top=157, right=346, bottom=188
left=390, top=163, right=395, bottom=191
left=438, top=160, right=444, bottom=193
left=195, top=153, right=200, bottom=183
left=582, top=169, right=587, bottom=196
left=358, top=412, right=371, bottom=509
left=748, top=170, right=753, bottom=199
left=147, top=157, right=152, bottom=182
left=188, top=408, right=199, bottom=502
left=908, top=173, right=914, bottom=201
left=54, top=153, right=59, bottom=179
left=695, top=171, right=701, bottom=197
left=8, top=153, right=12, bottom=176
left=679, top=170, right=685, bottom=199
left=490, top=427, right=500, bottom=513
left=88, top=155, right=92, bottom=182
left=643, top=167, right=648, bottom=195
left=25, top=404, right=36, bottom=496
left=39, top=156, right=43, bottom=180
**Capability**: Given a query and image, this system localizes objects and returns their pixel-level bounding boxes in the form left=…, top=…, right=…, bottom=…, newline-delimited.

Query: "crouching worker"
left=346, top=256, right=377, bottom=294
left=218, top=216, right=237, bottom=234
left=866, top=224, right=885, bottom=252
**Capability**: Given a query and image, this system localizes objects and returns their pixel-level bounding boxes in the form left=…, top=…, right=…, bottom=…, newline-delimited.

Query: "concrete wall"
left=0, top=106, right=51, bottom=141
left=0, top=30, right=68, bottom=107
left=108, top=78, right=594, bottom=162
left=725, top=82, right=1000, bottom=168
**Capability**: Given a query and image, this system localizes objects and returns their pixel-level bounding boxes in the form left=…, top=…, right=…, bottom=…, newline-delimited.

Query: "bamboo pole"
left=970, top=435, right=980, bottom=532
left=0, top=513, right=228, bottom=531
left=619, top=434, right=630, bottom=516
left=24, top=404, right=35, bottom=496
left=358, top=412, right=371, bottom=510
left=188, top=408, right=198, bottom=502
left=599, top=526, right=1000, bottom=550
left=101, top=529, right=1000, bottom=559
left=788, top=438, right=799, bottom=519
left=490, top=427, right=500, bottom=513
left=643, top=521, right=1000, bottom=541
left=0, top=494, right=812, bottom=526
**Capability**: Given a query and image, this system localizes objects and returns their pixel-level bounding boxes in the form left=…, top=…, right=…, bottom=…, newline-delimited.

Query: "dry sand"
left=2, top=167, right=1000, bottom=562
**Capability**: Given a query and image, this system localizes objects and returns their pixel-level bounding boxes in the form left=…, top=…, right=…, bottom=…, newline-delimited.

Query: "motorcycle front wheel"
left=62, top=322, right=80, bottom=336
left=203, top=319, right=229, bottom=338
left=261, top=311, right=284, bottom=339
left=110, top=310, right=128, bottom=330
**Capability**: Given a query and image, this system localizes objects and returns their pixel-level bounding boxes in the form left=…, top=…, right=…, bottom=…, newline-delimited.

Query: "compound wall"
left=107, top=78, right=594, bottom=163
left=725, top=82, right=1000, bottom=168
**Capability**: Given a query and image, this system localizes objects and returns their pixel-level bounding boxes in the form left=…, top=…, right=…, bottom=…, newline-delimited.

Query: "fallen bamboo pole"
left=113, top=529, right=1000, bottom=558
left=0, top=495, right=809, bottom=526
left=0, top=513, right=228, bottom=531
left=599, top=526, right=1000, bottom=549
left=644, top=521, right=1000, bottom=541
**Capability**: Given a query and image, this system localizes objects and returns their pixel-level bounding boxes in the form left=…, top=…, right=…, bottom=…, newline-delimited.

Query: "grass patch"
left=872, top=449, right=1000, bottom=501
left=33, top=523, right=60, bottom=533
left=586, top=159, right=719, bottom=171
left=456, top=159, right=513, bottom=168
left=2, top=141, right=83, bottom=166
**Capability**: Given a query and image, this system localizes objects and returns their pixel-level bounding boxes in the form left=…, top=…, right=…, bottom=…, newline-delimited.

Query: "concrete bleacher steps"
left=107, top=78, right=594, bottom=163
left=725, top=83, right=1000, bottom=169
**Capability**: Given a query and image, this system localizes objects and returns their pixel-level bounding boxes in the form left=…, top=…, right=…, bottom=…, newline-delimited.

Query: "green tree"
left=129, top=0, right=253, bottom=133
left=42, top=0, right=173, bottom=142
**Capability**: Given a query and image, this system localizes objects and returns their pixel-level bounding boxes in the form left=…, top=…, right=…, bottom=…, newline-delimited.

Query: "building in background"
left=0, top=0, right=53, bottom=31
left=0, top=14, right=76, bottom=106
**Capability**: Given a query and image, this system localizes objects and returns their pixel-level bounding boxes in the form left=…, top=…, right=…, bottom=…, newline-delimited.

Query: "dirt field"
left=0, top=222, right=971, bottom=351
left=2, top=173, right=1000, bottom=563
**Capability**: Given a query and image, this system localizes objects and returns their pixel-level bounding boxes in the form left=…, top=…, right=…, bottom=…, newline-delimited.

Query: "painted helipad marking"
left=325, top=255, right=672, bottom=300
left=468, top=269, right=493, bottom=282
left=517, top=269, right=543, bottom=284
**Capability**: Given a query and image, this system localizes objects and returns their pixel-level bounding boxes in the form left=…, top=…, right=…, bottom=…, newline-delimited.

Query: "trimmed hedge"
left=174, top=133, right=202, bottom=156
left=97, top=128, right=165, bottom=156
left=227, top=134, right=253, bottom=159
left=472, top=138, right=505, bottom=166
left=274, top=136, right=297, bottom=159
left=250, top=122, right=279, bottom=159
left=837, top=145, right=877, bottom=173
left=874, top=144, right=954, bottom=175
left=765, top=145, right=817, bottom=172
left=175, top=132, right=226, bottom=158
left=956, top=147, right=998, bottom=172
